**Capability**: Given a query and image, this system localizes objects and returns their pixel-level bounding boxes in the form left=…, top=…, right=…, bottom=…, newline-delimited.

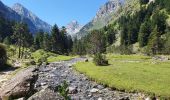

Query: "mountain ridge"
left=76, top=0, right=123, bottom=38
left=0, top=1, right=51, bottom=34
left=12, top=3, right=51, bottom=33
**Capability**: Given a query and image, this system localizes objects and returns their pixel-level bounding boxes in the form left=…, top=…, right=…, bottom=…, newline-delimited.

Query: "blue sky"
left=2, top=0, right=108, bottom=27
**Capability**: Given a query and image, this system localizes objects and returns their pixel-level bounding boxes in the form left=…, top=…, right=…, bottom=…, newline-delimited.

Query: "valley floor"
left=32, top=57, right=143, bottom=100
left=0, top=57, right=147, bottom=100
left=74, top=55, right=170, bottom=98
left=1, top=55, right=170, bottom=99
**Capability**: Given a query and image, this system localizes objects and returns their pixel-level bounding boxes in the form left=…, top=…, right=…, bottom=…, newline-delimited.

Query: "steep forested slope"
left=73, top=0, right=170, bottom=55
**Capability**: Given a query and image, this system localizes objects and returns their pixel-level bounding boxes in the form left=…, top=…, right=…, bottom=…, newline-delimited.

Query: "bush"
left=55, top=81, right=70, bottom=100
left=25, top=60, right=36, bottom=66
left=93, top=53, right=108, bottom=66
left=37, top=56, right=48, bottom=66
left=0, top=44, right=7, bottom=66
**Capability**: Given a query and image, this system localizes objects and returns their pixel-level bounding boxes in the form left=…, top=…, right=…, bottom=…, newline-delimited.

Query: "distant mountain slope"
left=76, top=0, right=123, bottom=38
left=0, top=1, right=51, bottom=33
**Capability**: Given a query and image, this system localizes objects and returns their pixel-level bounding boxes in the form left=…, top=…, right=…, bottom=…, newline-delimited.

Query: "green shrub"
left=37, top=56, right=48, bottom=66
left=93, top=53, right=108, bottom=66
left=0, top=44, right=7, bottom=66
left=25, top=60, right=36, bottom=66
left=55, top=81, right=70, bottom=100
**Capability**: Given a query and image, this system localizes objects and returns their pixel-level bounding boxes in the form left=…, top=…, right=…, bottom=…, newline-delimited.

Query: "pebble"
left=68, top=86, right=78, bottom=94
left=98, top=97, right=102, bottom=100
left=90, top=88, right=99, bottom=93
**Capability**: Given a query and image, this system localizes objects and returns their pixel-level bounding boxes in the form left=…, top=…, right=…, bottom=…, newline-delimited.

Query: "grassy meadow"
left=32, top=49, right=76, bottom=63
left=74, top=54, right=170, bottom=98
left=1, top=44, right=75, bottom=72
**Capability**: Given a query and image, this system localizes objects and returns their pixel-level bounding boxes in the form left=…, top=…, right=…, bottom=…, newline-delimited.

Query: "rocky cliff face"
left=66, top=20, right=82, bottom=36
left=0, top=1, right=51, bottom=34
left=77, top=0, right=123, bottom=38
left=12, top=3, right=51, bottom=33
left=94, top=0, right=122, bottom=22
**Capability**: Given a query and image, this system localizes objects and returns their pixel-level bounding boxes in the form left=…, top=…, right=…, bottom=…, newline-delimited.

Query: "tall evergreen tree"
left=138, top=21, right=151, bottom=47
left=51, top=24, right=60, bottom=53
left=147, top=26, right=162, bottom=55
left=12, top=22, right=29, bottom=58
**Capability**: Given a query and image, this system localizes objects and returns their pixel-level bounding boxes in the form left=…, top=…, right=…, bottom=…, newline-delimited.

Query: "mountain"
left=76, top=0, right=123, bottom=38
left=66, top=20, right=82, bottom=36
left=0, top=1, right=24, bottom=22
left=12, top=3, right=51, bottom=33
left=0, top=1, right=51, bottom=33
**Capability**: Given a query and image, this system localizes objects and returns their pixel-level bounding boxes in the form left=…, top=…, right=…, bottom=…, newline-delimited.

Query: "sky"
left=2, top=0, right=108, bottom=27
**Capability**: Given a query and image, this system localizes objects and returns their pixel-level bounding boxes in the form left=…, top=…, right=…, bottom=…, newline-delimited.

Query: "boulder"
left=145, top=97, right=151, bottom=100
left=0, top=67, right=38, bottom=99
left=85, top=59, right=88, bottom=62
left=152, top=56, right=169, bottom=61
left=68, top=86, right=78, bottom=94
left=28, top=88, right=64, bottom=100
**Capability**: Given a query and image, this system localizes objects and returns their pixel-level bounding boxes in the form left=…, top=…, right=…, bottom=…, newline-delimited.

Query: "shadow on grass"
left=0, top=64, right=18, bottom=72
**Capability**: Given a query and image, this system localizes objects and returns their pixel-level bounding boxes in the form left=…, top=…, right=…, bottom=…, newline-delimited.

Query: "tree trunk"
left=21, top=45, right=24, bottom=59
left=18, top=44, right=21, bottom=59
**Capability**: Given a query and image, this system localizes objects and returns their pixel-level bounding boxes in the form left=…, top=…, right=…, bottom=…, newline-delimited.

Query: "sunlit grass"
left=32, top=49, right=76, bottom=63
left=47, top=55, right=76, bottom=62
left=74, top=54, right=170, bottom=97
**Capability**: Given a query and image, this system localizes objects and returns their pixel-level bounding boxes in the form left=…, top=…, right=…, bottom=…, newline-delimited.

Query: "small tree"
left=138, top=21, right=151, bottom=47
left=3, top=36, right=11, bottom=45
left=89, top=30, right=106, bottom=54
left=147, top=26, right=162, bottom=55
left=93, top=53, right=108, bottom=66
left=0, top=44, right=7, bottom=66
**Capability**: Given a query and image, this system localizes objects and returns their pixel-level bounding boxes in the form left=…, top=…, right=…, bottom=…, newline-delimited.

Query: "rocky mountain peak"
left=94, top=0, right=123, bottom=21
left=12, top=3, right=51, bottom=33
left=12, top=3, right=37, bottom=21
left=77, top=0, right=124, bottom=38
left=66, top=20, right=83, bottom=36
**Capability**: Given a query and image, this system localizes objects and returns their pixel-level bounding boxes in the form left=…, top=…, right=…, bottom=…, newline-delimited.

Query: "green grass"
left=31, top=49, right=57, bottom=61
left=47, top=55, right=76, bottom=62
left=74, top=54, right=170, bottom=97
left=32, top=49, right=76, bottom=63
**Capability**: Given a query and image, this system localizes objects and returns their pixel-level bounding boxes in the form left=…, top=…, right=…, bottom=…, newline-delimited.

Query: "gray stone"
left=0, top=67, right=38, bottom=99
left=97, top=85, right=104, bottom=90
left=68, top=86, right=78, bottom=94
left=40, top=82, right=47, bottom=86
left=28, top=88, right=64, bottom=100
left=85, top=59, right=88, bottom=62
left=98, top=97, right=103, bottom=100
left=145, top=97, right=151, bottom=100
left=90, top=88, right=99, bottom=93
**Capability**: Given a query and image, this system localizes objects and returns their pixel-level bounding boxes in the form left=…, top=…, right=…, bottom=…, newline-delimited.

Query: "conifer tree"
left=147, top=26, right=161, bottom=55
left=51, top=24, right=60, bottom=53
left=138, top=21, right=151, bottom=47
